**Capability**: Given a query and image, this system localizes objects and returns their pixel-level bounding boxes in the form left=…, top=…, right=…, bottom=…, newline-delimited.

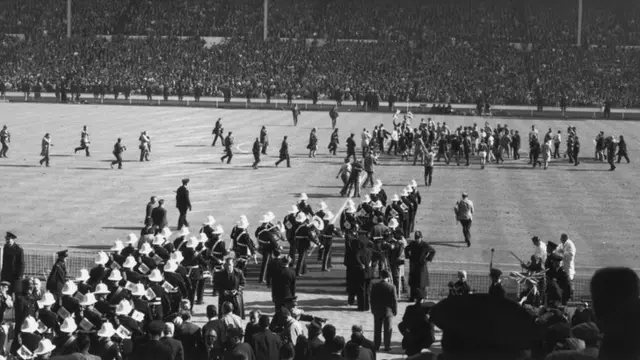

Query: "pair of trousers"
left=357, top=279, right=371, bottom=311
left=424, top=166, right=433, bottom=186
left=295, top=246, right=309, bottom=275
left=276, top=154, right=290, bottom=167
left=74, top=144, right=90, bottom=156
left=177, top=208, right=189, bottom=229
left=319, top=238, right=333, bottom=270
left=460, top=219, right=472, bottom=244
left=111, top=153, right=122, bottom=168
left=221, top=149, right=233, bottom=163
left=373, top=315, right=393, bottom=350
left=40, top=152, right=50, bottom=166
left=259, top=251, right=272, bottom=283
left=0, top=141, right=8, bottom=157
left=252, top=153, right=260, bottom=168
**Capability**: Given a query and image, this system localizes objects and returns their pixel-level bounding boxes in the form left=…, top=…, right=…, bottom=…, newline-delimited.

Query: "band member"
left=73, top=126, right=90, bottom=157
left=387, top=218, right=407, bottom=296
left=291, top=104, right=300, bottom=126
left=319, top=211, right=341, bottom=272
left=293, top=213, right=322, bottom=276
left=139, top=131, right=151, bottom=162
left=214, top=258, right=246, bottom=319
left=329, top=106, right=339, bottom=129
left=0, top=125, right=10, bottom=158
left=275, top=136, right=290, bottom=168
left=212, top=118, right=223, bottom=146
left=205, top=224, right=227, bottom=271
left=221, top=132, right=234, bottom=164
left=39, top=133, right=53, bottom=167
left=283, top=205, right=299, bottom=267
left=182, top=237, right=208, bottom=305
left=297, top=193, right=314, bottom=216
left=369, top=214, right=391, bottom=277
left=231, top=215, right=256, bottom=275
left=200, top=215, right=216, bottom=241
left=256, top=212, right=283, bottom=284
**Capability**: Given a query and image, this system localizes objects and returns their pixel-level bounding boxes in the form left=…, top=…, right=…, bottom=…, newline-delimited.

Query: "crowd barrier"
left=0, top=247, right=594, bottom=302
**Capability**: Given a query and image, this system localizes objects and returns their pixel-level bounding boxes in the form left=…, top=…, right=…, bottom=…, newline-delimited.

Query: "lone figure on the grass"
left=39, top=133, right=53, bottom=167
left=110, top=138, right=126, bottom=169
left=454, top=192, right=474, bottom=247
left=0, top=125, right=10, bottom=158
left=275, top=136, right=290, bottom=168
left=74, top=125, right=90, bottom=157
left=176, top=178, right=192, bottom=230
left=252, top=137, right=261, bottom=169
left=291, top=104, right=300, bottom=126
left=139, top=131, right=151, bottom=162
left=221, top=132, right=234, bottom=164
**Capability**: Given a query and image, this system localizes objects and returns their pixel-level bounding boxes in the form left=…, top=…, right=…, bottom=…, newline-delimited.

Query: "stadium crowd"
left=2, top=0, right=640, bottom=45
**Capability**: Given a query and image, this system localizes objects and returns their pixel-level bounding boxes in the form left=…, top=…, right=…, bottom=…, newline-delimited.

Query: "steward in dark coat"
left=404, top=232, right=436, bottom=300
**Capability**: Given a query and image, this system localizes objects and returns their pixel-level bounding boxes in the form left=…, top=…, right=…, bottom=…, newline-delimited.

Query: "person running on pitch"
left=0, top=125, right=10, bottom=158
left=111, top=138, right=127, bottom=169
left=478, top=139, right=488, bottom=169
left=73, top=125, right=90, bottom=157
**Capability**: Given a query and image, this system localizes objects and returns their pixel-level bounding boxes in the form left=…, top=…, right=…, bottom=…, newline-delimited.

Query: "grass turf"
left=0, top=102, right=638, bottom=282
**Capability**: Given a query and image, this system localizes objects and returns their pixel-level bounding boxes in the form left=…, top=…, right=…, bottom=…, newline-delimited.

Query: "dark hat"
left=227, top=327, right=244, bottom=339
left=327, top=336, right=346, bottom=353
left=181, top=178, right=190, bottom=185
left=430, top=294, right=537, bottom=353
left=489, top=268, right=502, bottom=278
left=57, top=250, right=69, bottom=258
left=306, top=321, right=322, bottom=335
left=283, top=296, right=298, bottom=303
left=532, top=236, right=540, bottom=243
left=547, top=241, right=559, bottom=253
left=549, top=253, right=563, bottom=262
left=380, top=269, right=391, bottom=279
left=351, top=324, right=363, bottom=333
left=0, top=281, right=10, bottom=287
left=571, top=322, right=600, bottom=343
left=546, top=322, right=571, bottom=344
left=148, top=320, right=164, bottom=335
left=5, top=231, right=17, bottom=240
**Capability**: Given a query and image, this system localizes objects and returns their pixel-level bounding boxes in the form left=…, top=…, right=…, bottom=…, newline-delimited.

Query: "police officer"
left=1, top=231, right=24, bottom=293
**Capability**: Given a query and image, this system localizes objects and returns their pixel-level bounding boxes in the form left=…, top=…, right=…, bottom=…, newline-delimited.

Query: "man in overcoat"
left=214, top=258, right=246, bottom=319
left=404, top=231, right=436, bottom=301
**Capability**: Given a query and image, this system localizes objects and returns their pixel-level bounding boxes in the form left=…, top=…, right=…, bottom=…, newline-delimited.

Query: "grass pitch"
left=1, top=102, right=639, bottom=278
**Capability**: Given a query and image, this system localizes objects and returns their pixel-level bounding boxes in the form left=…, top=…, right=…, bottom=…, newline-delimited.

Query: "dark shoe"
left=110, top=163, right=114, bottom=169
left=466, top=240, right=471, bottom=247
left=275, top=162, right=278, bottom=167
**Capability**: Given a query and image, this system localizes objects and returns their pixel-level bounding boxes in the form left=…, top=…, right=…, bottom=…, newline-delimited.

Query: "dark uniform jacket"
left=176, top=185, right=191, bottom=211
left=268, top=262, right=296, bottom=305
left=46, top=259, right=67, bottom=297
left=1, top=243, right=24, bottom=282
left=133, top=339, right=173, bottom=360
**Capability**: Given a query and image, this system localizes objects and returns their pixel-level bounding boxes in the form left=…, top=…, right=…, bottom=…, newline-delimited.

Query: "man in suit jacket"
left=370, top=269, right=397, bottom=352
left=176, top=178, right=192, bottom=230
left=248, top=315, right=281, bottom=360
left=151, top=199, right=169, bottom=229
left=161, top=323, right=184, bottom=360
left=268, top=256, right=296, bottom=311
left=175, top=312, right=204, bottom=359
left=145, top=196, right=157, bottom=226
left=202, top=305, right=227, bottom=351
left=133, top=320, right=173, bottom=360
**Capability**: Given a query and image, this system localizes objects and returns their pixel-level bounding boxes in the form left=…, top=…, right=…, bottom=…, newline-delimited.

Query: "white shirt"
left=391, top=130, right=399, bottom=141
left=533, top=242, right=547, bottom=264
left=529, top=129, right=539, bottom=143
left=553, top=133, right=562, bottom=144
left=555, top=239, right=576, bottom=280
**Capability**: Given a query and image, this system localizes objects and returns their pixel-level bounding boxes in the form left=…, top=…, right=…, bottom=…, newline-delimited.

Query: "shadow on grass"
left=291, top=192, right=343, bottom=199
left=50, top=154, right=74, bottom=157
left=101, top=226, right=142, bottom=231
left=74, top=167, right=111, bottom=171
left=0, top=164, right=40, bottom=168
left=175, top=144, right=210, bottom=148
left=429, top=241, right=468, bottom=248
